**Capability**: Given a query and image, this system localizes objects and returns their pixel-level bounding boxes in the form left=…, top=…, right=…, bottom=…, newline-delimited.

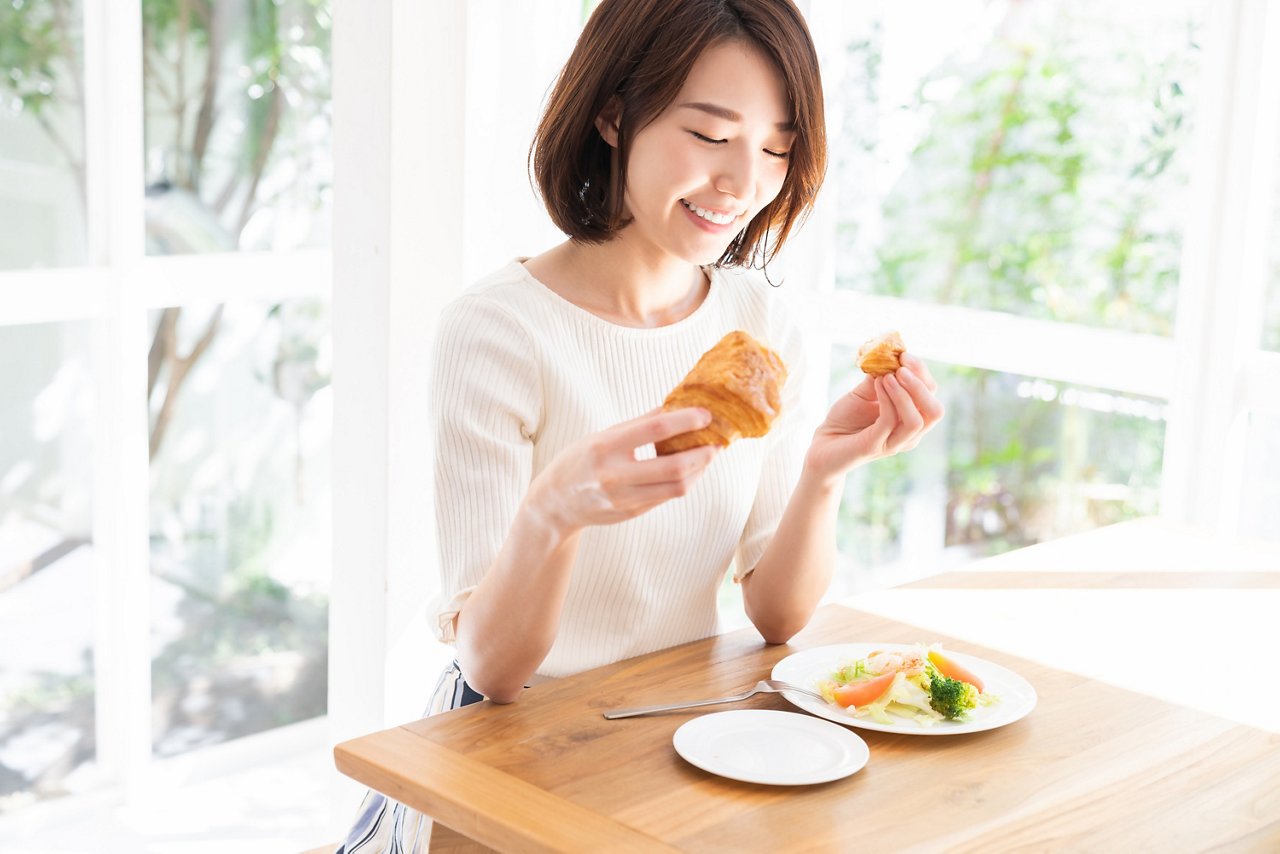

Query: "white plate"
left=672, top=709, right=870, bottom=785
left=771, top=642, right=1037, bottom=735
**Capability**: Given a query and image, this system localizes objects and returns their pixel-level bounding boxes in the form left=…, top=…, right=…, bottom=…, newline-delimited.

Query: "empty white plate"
left=672, top=709, right=870, bottom=785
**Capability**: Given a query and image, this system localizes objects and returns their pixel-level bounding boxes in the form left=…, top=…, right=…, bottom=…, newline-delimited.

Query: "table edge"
left=334, top=726, right=678, bottom=853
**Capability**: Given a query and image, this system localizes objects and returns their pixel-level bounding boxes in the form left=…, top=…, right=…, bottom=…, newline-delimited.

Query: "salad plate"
left=771, top=642, right=1037, bottom=735
left=672, top=709, right=870, bottom=785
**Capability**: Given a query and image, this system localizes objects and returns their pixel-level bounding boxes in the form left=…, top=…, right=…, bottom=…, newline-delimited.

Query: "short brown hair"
left=530, top=0, right=827, bottom=269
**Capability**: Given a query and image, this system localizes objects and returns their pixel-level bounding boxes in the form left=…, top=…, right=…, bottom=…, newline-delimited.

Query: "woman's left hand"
left=805, top=353, right=944, bottom=483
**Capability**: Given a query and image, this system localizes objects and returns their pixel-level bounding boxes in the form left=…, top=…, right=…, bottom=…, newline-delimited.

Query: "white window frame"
left=3, top=0, right=1277, bottom=827
left=1160, top=0, right=1280, bottom=533
left=796, top=0, right=1279, bottom=539
left=328, top=0, right=1280, bottom=740
left=1, top=0, right=334, bottom=816
left=328, top=0, right=469, bottom=760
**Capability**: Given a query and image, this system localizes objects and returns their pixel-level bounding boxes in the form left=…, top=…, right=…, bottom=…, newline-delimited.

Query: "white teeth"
left=682, top=199, right=736, bottom=225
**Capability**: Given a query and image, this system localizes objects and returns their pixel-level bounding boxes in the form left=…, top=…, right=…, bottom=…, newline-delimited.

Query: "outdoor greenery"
left=0, top=0, right=333, bottom=807
left=151, top=492, right=328, bottom=755
left=0, top=0, right=86, bottom=205
left=3, top=0, right=1250, bottom=815
left=141, top=0, right=332, bottom=252
left=147, top=297, right=331, bottom=755
left=836, top=5, right=1199, bottom=335
left=830, top=3, right=1199, bottom=567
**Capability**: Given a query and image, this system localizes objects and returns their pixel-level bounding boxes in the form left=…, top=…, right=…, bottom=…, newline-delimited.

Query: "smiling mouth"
left=681, top=199, right=740, bottom=226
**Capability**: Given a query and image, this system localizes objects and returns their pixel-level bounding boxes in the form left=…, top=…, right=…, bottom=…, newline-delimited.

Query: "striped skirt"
left=335, top=661, right=485, bottom=853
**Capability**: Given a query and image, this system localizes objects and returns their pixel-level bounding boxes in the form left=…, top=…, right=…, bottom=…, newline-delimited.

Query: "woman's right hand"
left=524, top=407, right=720, bottom=536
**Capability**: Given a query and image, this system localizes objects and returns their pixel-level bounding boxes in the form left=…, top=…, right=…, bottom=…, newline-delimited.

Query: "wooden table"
left=334, top=519, right=1280, bottom=852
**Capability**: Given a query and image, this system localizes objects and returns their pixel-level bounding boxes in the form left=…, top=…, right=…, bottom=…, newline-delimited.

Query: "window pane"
left=0, top=0, right=87, bottom=270
left=830, top=352, right=1166, bottom=593
left=1241, top=413, right=1280, bottom=541
left=142, top=0, right=332, bottom=255
left=832, top=1, right=1205, bottom=335
left=1266, top=121, right=1280, bottom=352
left=148, top=299, right=330, bottom=756
left=1268, top=267, right=1280, bottom=352
left=0, top=322, right=95, bottom=811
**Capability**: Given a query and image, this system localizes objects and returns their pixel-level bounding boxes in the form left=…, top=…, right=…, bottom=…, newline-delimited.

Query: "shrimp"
left=865, top=649, right=927, bottom=677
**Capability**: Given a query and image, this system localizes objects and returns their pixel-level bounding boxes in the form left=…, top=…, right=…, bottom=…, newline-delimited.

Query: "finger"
left=624, top=444, right=718, bottom=486
left=900, top=354, right=937, bottom=392
left=859, top=377, right=898, bottom=448
left=611, top=407, right=712, bottom=450
left=895, top=366, right=945, bottom=426
left=882, top=374, right=924, bottom=451
left=613, top=471, right=712, bottom=512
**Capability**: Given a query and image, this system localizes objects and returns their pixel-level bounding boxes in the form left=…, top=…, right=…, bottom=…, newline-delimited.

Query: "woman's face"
left=603, top=39, right=796, bottom=267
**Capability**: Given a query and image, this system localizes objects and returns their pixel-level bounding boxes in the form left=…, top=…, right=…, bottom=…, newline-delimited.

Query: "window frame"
left=2, top=0, right=1277, bottom=828
left=1, top=0, right=334, bottom=810
left=798, top=0, right=1279, bottom=542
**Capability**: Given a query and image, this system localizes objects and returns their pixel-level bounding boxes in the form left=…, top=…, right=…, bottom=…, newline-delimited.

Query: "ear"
left=594, top=97, right=621, bottom=147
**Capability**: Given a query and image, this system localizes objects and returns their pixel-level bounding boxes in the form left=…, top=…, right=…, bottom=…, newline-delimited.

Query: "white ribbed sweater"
left=430, top=259, right=810, bottom=679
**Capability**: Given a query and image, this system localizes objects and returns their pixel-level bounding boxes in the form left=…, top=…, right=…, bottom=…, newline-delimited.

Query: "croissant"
left=857, top=331, right=906, bottom=376
left=655, top=330, right=788, bottom=456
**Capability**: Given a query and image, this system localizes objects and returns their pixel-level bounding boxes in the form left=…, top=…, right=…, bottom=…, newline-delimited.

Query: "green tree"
left=1, top=0, right=331, bottom=457
left=832, top=3, right=1196, bottom=561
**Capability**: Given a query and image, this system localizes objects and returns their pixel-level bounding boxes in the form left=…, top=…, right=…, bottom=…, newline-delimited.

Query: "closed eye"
left=690, top=131, right=790, bottom=160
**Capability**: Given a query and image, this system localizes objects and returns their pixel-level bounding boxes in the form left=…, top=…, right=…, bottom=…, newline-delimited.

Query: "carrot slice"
left=928, top=649, right=985, bottom=692
left=831, top=672, right=896, bottom=708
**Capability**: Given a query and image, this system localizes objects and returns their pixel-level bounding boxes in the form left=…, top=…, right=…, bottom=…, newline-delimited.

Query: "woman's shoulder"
left=434, top=261, right=546, bottom=352
left=440, top=260, right=543, bottom=327
left=451, top=259, right=535, bottom=306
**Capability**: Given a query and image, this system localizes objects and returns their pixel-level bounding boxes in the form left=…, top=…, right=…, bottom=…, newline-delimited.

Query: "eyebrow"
left=678, top=101, right=796, bottom=132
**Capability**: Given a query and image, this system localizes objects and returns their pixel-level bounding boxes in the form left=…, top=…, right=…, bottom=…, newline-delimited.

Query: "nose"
left=713, top=145, right=757, bottom=202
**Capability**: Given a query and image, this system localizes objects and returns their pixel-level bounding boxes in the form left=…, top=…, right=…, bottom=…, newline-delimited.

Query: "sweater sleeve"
left=430, top=295, right=542, bottom=642
left=732, top=297, right=812, bottom=581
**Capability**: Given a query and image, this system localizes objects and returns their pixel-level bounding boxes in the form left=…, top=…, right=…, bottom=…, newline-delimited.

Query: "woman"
left=340, top=0, right=941, bottom=849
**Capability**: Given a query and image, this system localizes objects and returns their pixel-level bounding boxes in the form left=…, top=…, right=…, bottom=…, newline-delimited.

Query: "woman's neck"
left=523, top=239, right=709, bottom=329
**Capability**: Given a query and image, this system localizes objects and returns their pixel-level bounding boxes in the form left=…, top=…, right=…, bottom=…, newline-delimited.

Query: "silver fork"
left=602, top=679, right=826, bottom=719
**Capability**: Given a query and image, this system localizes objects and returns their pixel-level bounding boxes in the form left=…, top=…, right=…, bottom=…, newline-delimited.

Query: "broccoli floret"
left=928, top=671, right=978, bottom=720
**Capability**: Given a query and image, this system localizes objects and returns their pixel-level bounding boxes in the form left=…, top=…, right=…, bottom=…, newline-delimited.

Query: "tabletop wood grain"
left=334, top=520, right=1280, bottom=852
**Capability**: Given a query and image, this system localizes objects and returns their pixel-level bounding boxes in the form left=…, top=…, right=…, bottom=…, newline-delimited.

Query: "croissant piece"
left=655, top=330, right=788, bottom=456
left=857, top=331, right=906, bottom=376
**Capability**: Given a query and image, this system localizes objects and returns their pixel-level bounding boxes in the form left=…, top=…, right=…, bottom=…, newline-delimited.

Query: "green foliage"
left=134, top=0, right=333, bottom=243
left=838, top=453, right=910, bottom=565
left=4, top=662, right=93, bottom=716
left=832, top=5, right=1192, bottom=567
left=942, top=365, right=1164, bottom=555
left=140, top=0, right=211, bottom=49
left=149, top=491, right=327, bottom=752
left=837, top=5, right=1199, bottom=335
left=0, top=0, right=78, bottom=117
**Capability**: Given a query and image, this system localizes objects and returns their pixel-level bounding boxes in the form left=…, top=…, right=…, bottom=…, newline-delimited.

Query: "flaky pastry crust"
left=857, top=331, right=906, bottom=376
left=655, top=330, right=788, bottom=456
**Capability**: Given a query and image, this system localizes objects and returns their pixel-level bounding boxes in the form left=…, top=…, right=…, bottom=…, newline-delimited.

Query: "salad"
left=816, top=644, right=998, bottom=726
